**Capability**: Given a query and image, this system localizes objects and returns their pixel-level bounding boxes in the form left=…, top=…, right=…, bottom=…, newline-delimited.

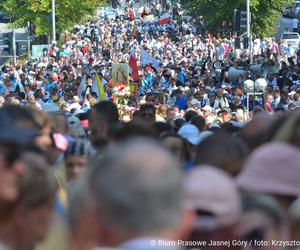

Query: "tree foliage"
left=182, top=0, right=294, bottom=37
left=1, top=0, right=105, bottom=36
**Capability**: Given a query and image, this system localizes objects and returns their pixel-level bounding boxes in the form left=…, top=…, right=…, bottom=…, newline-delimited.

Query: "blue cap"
left=0, top=109, right=38, bottom=145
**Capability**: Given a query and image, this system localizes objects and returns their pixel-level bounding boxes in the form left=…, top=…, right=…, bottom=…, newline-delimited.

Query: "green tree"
left=182, top=0, right=294, bottom=37
left=2, top=0, right=105, bottom=36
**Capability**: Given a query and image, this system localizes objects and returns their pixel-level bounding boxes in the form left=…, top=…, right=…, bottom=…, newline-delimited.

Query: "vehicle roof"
left=281, top=32, right=300, bottom=35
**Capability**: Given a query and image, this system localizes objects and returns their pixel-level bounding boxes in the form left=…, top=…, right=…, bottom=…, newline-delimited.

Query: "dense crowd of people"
left=0, top=1, right=300, bottom=250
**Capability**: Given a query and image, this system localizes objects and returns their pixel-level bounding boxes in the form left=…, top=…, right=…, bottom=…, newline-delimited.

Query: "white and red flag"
left=156, top=13, right=171, bottom=25
left=129, top=48, right=139, bottom=81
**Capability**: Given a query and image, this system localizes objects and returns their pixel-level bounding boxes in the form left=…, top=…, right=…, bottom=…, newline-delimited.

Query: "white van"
left=280, top=32, right=300, bottom=48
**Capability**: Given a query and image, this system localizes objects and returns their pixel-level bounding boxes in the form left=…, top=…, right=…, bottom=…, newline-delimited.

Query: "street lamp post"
left=12, top=30, right=16, bottom=65
left=27, top=21, right=31, bottom=61
left=51, top=0, right=56, bottom=43
left=247, top=0, right=252, bottom=63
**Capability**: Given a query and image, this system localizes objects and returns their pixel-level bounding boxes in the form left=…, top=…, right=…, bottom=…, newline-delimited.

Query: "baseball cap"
left=236, top=142, right=300, bottom=197
left=178, top=124, right=201, bottom=145
left=0, top=109, right=38, bottom=145
left=184, top=165, right=241, bottom=231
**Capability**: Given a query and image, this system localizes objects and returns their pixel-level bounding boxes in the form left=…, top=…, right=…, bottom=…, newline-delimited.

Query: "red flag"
left=129, top=48, right=139, bottom=81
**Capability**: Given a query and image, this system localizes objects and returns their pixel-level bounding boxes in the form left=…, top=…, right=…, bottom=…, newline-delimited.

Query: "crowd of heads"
left=0, top=1, right=300, bottom=250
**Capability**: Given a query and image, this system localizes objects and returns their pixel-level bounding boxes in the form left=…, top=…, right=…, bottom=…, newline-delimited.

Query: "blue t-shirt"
left=176, top=73, right=185, bottom=86
left=0, top=84, right=6, bottom=95
left=175, top=95, right=188, bottom=111
left=45, top=82, right=58, bottom=93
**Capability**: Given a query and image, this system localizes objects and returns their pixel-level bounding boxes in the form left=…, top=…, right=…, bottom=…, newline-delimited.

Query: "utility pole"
left=52, top=0, right=56, bottom=43
left=12, top=30, right=16, bottom=65
left=247, top=0, right=252, bottom=63
left=27, top=22, right=31, bottom=61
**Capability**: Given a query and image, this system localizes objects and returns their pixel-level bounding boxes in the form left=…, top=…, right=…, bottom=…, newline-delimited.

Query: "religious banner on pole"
left=112, top=63, right=129, bottom=86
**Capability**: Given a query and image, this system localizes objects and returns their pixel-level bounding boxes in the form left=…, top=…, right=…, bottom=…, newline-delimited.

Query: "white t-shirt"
left=287, top=47, right=295, bottom=58
left=215, top=45, right=225, bottom=61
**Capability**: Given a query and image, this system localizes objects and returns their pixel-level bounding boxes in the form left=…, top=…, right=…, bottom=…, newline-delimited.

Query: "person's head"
left=273, top=89, right=280, bottom=98
left=237, top=195, right=288, bottom=250
left=190, top=115, right=206, bottom=132
left=166, top=107, right=177, bottom=122
left=139, top=103, right=156, bottom=123
left=13, top=153, right=57, bottom=248
left=160, top=132, right=190, bottom=166
left=194, top=132, right=248, bottom=176
left=0, top=105, right=37, bottom=130
left=65, top=140, right=91, bottom=182
left=87, top=76, right=93, bottom=87
left=209, top=92, right=216, bottom=102
left=177, top=123, right=203, bottom=147
left=108, top=121, right=157, bottom=145
left=89, top=101, right=119, bottom=148
left=52, top=113, right=68, bottom=134
left=202, top=106, right=213, bottom=118
left=0, top=142, right=25, bottom=205
left=241, top=115, right=276, bottom=151
left=152, top=121, right=172, bottom=136
left=0, top=108, right=38, bottom=206
left=237, top=142, right=300, bottom=212
left=156, top=104, right=168, bottom=117
left=70, top=138, right=192, bottom=248
left=272, top=111, right=300, bottom=148
left=184, top=166, right=242, bottom=250
left=216, top=88, right=223, bottom=98
left=184, top=110, right=198, bottom=123
left=31, top=109, right=54, bottom=152
left=219, top=110, right=231, bottom=123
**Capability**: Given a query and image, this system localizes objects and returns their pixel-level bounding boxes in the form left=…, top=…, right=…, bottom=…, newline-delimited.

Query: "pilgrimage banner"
left=112, top=63, right=129, bottom=86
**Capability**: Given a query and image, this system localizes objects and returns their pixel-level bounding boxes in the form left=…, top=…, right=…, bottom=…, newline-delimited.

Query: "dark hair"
left=184, top=110, right=198, bottom=123
left=18, top=92, right=26, bottom=100
left=34, top=89, right=43, bottom=99
left=108, top=121, right=157, bottom=142
left=91, top=101, right=119, bottom=124
left=241, top=115, right=276, bottom=151
left=152, top=122, right=172, bottom=136
left=172, top=118, right=185, bottom=132
left=160, top=131, right=191, bottom=162
left=139, top=104, right=156, bottom=122
left=191, top=115, right=206, bottom=132
left=140, top=103, right=156, bottom=114
left=194, top=132, right=248, bottom=176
